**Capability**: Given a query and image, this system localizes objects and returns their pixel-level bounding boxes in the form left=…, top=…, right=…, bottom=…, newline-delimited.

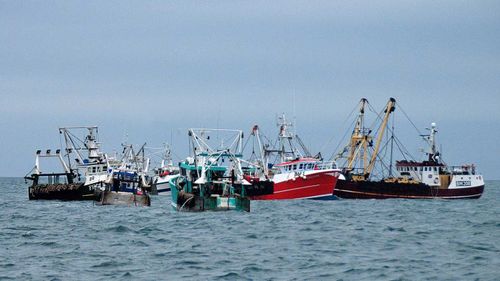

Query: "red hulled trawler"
left=246, top=115, right=340, bottom=200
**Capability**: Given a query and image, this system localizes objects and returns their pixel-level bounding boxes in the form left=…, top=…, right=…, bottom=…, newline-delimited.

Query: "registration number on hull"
left=456, top=181, right=471, bottom=187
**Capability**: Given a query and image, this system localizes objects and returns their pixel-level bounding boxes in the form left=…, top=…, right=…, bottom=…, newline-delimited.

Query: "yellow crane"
left=339, top=98, right=396, bottom=181
left=364, top=98, right=396, bottom=179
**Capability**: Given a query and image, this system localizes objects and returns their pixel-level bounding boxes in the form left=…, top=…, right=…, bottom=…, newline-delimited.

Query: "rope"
left=398, top=102, right=425, bottom=136
left=323, top=100, right=363, bottom=160
left=179, top=196, right=194, bottom=211
left=328, top=117, right=357, bottom=161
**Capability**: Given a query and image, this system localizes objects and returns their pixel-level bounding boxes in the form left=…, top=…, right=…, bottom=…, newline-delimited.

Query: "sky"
left=1, top=1, right=499, bottom=179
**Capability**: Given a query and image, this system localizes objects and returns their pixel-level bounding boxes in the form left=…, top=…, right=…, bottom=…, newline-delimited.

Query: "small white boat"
left=151, top=146, right=179, bottom=195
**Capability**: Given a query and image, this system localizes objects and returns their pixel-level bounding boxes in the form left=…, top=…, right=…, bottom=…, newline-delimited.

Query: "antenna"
left=123, top=129, right=129, bottom=146
left=293, top=88, right=297, bottom=132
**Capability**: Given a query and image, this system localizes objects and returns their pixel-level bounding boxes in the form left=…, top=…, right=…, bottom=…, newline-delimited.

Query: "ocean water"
left=0, top=178, right=498, bottom=281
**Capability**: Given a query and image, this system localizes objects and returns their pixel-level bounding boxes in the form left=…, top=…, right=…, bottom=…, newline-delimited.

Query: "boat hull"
left=97, top=191, right=151, bottom=206
left=250, top=170, right=338, bottom=200
left=28, top=184, right=98, bottom=201
left=151, top=175, right=178, bottom=195
left=151, top=182, right=171, bottom=195
left=171, top=189, right=250, bottom=212
left=335, top=179, right=484, bottom=199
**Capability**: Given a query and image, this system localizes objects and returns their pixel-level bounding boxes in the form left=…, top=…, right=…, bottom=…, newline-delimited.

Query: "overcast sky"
left=1, top=1, right=499, bottom=179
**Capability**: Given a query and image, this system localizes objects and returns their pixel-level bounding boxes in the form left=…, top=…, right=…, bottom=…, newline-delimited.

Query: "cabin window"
left=433, top=167, right=437, bottom=172
left=308, top=163, right=313, bottom=169
left=299, top=164, right=304, bottom=169
left=293, top=164, right=297, bottom=170
left=92, top=167, right=96, bottom=173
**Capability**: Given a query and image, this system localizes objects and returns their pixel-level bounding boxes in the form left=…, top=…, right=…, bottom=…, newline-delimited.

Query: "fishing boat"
left=246, top=115, right=340, bottom=200
left=333, top=98, right=485, bottom=199
left=25, top=126, right=108, bottom=201
left=98, top=170, right=151, bottom=206
left=24, top=149, right=90, bottom=200
left=169, top=128, right=273, bottom=212
left=97, top=144, right=151, bottom=206
left=150, top=145, right=179, bottom=195
left=251, top=158, right=340, bottom=200
left=59, top=126, right=114, bottom=199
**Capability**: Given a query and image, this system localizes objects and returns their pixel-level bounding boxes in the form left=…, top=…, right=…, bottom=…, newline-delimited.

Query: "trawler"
left=25, top=126, right=152, bottom=205
left=334, top=98, right=484, bottom=199
left=25, top=126, right=109, bottom=200
left=169, top=128, right=273, bottom=212
left=97, top=143, right=151, bottom=206
left=150, top=144, right=179, bottom=195
left=24, top=148, right=87, bottom=200
left=246, top=115, right=340, bottom=200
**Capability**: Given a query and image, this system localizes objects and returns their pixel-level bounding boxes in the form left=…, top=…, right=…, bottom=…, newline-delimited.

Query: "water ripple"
left=1, top=178, right=499, bottom=280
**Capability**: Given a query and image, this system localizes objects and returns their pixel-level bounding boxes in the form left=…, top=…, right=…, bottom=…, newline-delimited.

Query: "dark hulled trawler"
left=24, top=126, right=107, bottom=201
left=334, top=98, right=484, bottom=199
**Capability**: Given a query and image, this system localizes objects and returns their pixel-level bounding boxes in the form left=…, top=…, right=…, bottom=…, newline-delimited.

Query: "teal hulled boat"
left=169, top=128, right=272, bottom=212
left=170, top=160, right=250, bottom=212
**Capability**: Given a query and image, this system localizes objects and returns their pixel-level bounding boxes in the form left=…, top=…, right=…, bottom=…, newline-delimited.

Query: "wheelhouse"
left=275, top=158, right=336, bottom=174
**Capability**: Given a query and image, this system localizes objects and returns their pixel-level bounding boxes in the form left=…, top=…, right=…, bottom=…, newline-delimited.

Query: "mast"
left=364, top=98, right=396, bottom=179
left=277, top=114, right=298, bottom=162
left=346, top=98, right=370, bottom=170
left=251, top=125, right=269, bottom=176
left=425, top=122, right=439, bottom=162
left=389, top=114, right=395, bottom=177
left=59, top=126, right=101, bottom=164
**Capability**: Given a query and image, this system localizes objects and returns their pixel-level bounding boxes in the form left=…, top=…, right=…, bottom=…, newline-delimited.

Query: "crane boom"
left=364, top=98, right=396, bottom=179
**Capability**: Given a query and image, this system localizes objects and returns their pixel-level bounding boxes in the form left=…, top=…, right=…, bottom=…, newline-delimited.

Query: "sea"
left=1, top=178, right=498, bottom=281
